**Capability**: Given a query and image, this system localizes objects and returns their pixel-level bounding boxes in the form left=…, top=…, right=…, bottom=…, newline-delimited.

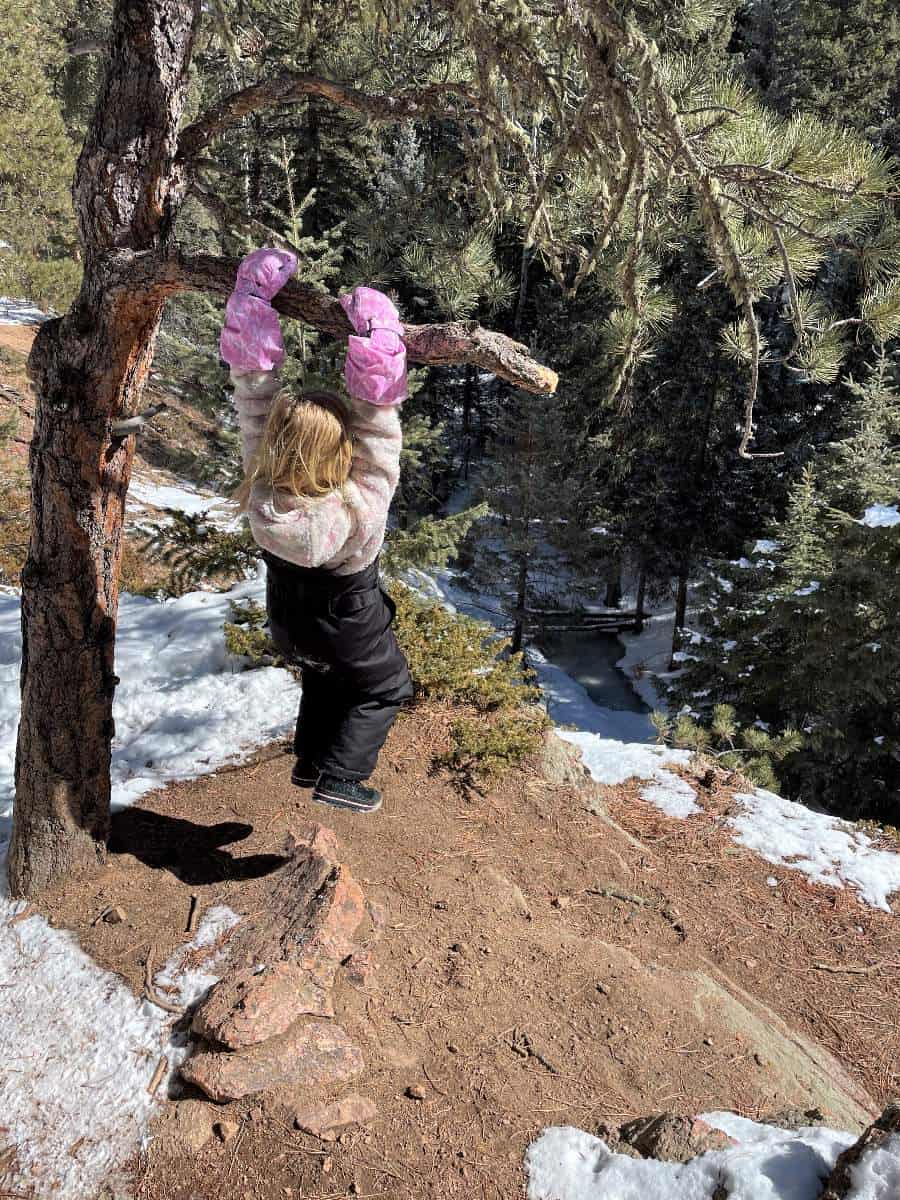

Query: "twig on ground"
left=146, top=1055, right=168, bottom=1097
left=185, top=894, right=199, bottom=935
left=813, top=961, right=900, bottom=975
left=5, top=906, right=36, bottom=926
left=143, top=945, right=186, bottom=1016
left=585, top=883, right=655, bottom=907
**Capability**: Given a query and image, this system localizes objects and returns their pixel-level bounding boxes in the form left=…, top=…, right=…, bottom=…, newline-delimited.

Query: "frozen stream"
left=537, top=628, right=649, bottom=714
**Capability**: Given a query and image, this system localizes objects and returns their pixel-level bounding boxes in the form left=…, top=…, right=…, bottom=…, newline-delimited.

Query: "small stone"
left=103, top=906, right=127, bottom=925
left=248, top=1105, right=263, bottom=1122
left=447, top=1043, right=459, bottom=1054
left=433, top=900, right=448, bottom=911
left=703, top=1037, right=714, bottom=1046
left=293, top=1095, right=377, bottom=1142
left=156, top=1099, right=215, bottom=1153
left=449, top=942, right=467, bottom=955
left=213, top=1119, right=238, bottom=1143
left=551, top=895, right=570, bottom=909
left=343, top=947, right=376, bottom=991
left=322, top=1157, right=333, bottom=1174
left=405, top=1084, right=427, bottom=1101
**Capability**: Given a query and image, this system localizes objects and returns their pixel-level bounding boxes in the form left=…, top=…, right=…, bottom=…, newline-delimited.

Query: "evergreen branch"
left=177, top=74, right=477, bottom=160
left=148, top=252, right=559, bottom=395
left=773, top=226, right=804, bottom=357
left=189, top=181, right=304, bottom=257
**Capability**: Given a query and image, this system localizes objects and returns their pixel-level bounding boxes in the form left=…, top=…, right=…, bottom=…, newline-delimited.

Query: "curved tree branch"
left=178, top=74, right=475, bottom=161
left=150, top=252, right=559, bottom=395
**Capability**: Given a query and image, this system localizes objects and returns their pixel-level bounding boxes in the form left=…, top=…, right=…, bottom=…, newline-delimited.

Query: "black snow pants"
left=264, top=551, right=413, bottom=781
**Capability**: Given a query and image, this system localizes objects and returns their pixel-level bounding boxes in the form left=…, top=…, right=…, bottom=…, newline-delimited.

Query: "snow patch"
left=128, top=476, right=231, bottom=517
left=0, top=296, right=50, bottom=325
left=0, top=902, right=240, bottom=1197
left=525, top=1113, right=886, bottom=1200
left=556, top=729, right=697, bottom=820
left=728, top=788, right=900, bottom=912
left=859, top=504, right=900, bottom=529
left=639, top=773, right=700, bottom=818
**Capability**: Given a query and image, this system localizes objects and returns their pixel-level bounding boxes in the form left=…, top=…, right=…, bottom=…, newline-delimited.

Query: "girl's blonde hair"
left=234, top=389, right=352, bottom=509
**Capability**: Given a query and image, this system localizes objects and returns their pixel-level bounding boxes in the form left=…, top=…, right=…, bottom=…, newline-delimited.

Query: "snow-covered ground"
left=0, top=903, right=240, bottom=1196
left=526, top=1114, right=898, bottom=1200
left=0, top=296, right=50, bottom=324
left=127, top=475, right=232, bottom=520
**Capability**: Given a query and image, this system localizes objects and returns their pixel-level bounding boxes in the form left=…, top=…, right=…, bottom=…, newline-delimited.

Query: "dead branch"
left=67, top=36, right=106, bottom=57
left=154, top=252, right=559, bottom=395
left=178, top=73, right=475, bottom=161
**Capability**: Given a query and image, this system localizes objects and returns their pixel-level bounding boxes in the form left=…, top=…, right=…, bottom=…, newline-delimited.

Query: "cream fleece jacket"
left=231, top=368, right=402, bottom=574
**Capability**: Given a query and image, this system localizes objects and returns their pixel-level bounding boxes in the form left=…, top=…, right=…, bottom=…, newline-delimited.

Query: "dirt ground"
left=32, top=703, right=898, bottom=1200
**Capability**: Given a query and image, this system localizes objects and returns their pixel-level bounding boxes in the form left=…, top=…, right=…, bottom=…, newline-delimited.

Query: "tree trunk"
left=8, top=0, right=199, bottom=898
left=462, top=364, right=475, bottom=481
left=510, top=549, right=529, bottom=655
left=635, top=569, right=647, bottom=633
left=669, top=567, right=689, bottom=672
left=604, top=557, right=623, bottom=608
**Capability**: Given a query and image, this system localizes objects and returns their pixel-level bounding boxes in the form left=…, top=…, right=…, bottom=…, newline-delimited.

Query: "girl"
left=220, top=247, right=413, bottom=815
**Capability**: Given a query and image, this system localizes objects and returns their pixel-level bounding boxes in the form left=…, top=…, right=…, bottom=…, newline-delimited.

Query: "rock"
left=181, top=1019, right=364, bottom=1103
left=213, top=1119, right=238, bottom=1143
left=293, top=1095, right=378, bottom=1141
left=103, top=906, right=127, bottom=925
left=405, top=1084, right=426, bottom=1101
left=192, top=962, right=333, bottom=1049
left=190, top=824, right=365, bottom=1049
left=818, top=1103, right=900, bottom=1199
left=154, top=1099, right=216, bottom=1154
left=762, top=1105, right=826, bottom=1131
left=618, top=1114, right=736, bottom=1163
left=479, top=865, right=532, bottom=920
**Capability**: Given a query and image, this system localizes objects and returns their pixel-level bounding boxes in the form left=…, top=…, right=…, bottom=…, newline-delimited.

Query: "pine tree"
left=0, top=0, right=80, bottom=308
left=674, top=352, right=900, bottom=821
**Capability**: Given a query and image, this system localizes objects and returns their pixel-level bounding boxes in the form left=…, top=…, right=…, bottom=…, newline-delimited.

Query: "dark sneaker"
left=291, top=759, right=318, bottom=788
left=312, top=773, right=383, bottom=814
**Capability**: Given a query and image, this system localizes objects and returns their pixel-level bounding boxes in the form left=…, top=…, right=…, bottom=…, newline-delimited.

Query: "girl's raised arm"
left=220, top=248, right=298, bottom=469
left=339, top=287, right=407, bottom=508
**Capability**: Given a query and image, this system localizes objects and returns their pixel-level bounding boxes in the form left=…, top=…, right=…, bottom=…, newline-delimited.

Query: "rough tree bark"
left=9, top=0, right=200, bottom=898
left=7, top=0, right=556, bottom=898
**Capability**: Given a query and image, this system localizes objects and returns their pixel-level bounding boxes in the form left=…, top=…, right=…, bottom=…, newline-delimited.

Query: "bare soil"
left=33, top=706, right=899, bottom=1200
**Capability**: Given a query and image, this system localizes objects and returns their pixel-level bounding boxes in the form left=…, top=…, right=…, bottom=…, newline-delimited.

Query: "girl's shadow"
left=109, top=808, right=287, bottom=885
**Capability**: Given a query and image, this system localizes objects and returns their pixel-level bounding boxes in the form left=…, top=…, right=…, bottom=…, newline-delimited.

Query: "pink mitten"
left=234, top=248, right=298, bottom=300
left=220, top=294, right=288, bottom=372
left=339, top=286, right=403, bottom=337
left=220, top=248, right=298, bottom=371
left=340, top=286, right=406, bottom=406
left=345, top=327, right=407, bottom=406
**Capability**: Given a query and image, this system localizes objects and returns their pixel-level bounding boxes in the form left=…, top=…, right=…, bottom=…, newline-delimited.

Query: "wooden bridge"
left=521, top=608, right=644, bottom=635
